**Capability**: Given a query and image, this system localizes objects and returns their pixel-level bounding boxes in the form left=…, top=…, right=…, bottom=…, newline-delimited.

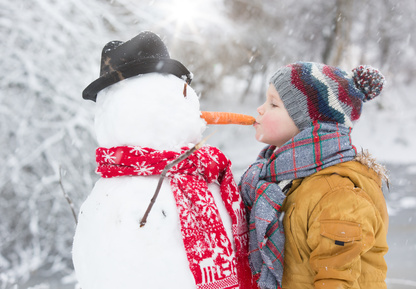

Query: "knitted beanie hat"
left=270, top=62, right=385, bottom=130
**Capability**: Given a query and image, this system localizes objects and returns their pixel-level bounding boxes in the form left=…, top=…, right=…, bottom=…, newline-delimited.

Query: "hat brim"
left=82, top=58, right=192, bottom=101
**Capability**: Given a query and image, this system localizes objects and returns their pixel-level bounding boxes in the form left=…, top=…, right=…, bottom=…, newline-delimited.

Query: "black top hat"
left=82, top=31, right=193, bottom=101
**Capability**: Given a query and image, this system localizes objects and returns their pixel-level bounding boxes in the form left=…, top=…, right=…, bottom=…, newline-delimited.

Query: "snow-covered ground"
left=384, top=163, right=416, bottom=289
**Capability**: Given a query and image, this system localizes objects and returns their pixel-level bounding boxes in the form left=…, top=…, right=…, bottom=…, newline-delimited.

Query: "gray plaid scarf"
left=239, top=121, right=356, bottom=289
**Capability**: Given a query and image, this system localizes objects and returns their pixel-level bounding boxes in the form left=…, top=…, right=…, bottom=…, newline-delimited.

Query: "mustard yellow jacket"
left=281, top=156, right=389, bottom=289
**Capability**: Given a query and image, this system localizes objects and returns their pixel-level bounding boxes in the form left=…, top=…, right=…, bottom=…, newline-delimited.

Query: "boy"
left=239, top=62, right=388, bottom=289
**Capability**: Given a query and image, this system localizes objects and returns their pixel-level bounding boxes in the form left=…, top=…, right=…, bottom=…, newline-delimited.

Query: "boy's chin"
left=255, top=132, right=281, bottom=147
left=255, top=133, right=265, bottom=143
left=255, top=136, right=272, bottom=146
left=256, top=137, right=282, bottom=148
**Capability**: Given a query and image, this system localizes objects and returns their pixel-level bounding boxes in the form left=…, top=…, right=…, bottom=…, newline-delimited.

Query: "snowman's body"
left=72, top=74, right=234, bottom=289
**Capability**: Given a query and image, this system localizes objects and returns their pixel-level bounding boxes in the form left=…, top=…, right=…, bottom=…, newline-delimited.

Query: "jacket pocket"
left=320, top=220, right=362, bottom=245
left=315, top=220, right=364, bottom=271
left=285, top=204, right=303, bottom=263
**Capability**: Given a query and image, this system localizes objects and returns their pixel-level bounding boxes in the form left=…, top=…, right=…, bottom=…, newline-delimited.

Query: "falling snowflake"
left=102, top=150, right=117, bottom=163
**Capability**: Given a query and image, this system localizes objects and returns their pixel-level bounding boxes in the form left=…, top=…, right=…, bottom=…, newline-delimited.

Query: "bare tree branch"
left=59, top=167, right=78, bottom=225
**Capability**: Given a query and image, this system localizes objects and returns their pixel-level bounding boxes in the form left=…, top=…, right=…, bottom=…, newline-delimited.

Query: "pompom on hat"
left=82, top=31, right=193, bottom=101
left=352, top=65, right=385, bottom=102
left=270, top=61, right=385, bottom=130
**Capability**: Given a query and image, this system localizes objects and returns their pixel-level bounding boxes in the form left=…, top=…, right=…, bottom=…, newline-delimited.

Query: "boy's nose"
left=257, top=105, right=264, bottom=115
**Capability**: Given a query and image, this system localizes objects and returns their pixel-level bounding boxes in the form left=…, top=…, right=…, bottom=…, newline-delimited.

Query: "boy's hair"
left=270, top=62, right=385, bottom=130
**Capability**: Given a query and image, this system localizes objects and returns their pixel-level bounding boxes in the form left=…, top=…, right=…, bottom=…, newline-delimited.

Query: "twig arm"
left=139, top=134, right=212, bottom=227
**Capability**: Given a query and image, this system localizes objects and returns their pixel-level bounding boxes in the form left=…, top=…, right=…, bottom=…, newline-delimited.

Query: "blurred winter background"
left=1, top=0, right=415, bottom=288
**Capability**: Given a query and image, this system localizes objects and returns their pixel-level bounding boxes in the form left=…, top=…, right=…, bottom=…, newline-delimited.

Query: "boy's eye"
left=271, top=103, right=278, bottom=107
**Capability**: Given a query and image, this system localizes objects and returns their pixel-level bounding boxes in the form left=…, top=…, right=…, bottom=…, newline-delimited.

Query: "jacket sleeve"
left=306, top=185, right=379, bottom=289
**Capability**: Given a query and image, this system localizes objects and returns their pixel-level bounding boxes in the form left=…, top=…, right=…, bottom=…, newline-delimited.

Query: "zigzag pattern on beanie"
left=270, top=62, right=385, bottom=130
left=290, top=62, right=364, bottom=128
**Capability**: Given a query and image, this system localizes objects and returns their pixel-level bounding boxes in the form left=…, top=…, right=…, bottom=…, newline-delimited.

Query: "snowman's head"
left=94, top=73, right=205, bottom=151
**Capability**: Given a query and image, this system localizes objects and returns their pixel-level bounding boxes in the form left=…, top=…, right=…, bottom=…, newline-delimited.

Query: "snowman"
left=72, top=31, right=256, bottom=289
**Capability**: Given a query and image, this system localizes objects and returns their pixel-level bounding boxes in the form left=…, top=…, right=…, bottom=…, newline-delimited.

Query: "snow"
left=351, top=84, right=416, bottom=164
left=73, top=177, right=197, bottom=288
left=95, top=73, right=205, bottom=150
left=398, top=197, right=416, bottom=209
left=2, top=1, right=416, bottom=288
left=72, top=73, right=236, bottom=289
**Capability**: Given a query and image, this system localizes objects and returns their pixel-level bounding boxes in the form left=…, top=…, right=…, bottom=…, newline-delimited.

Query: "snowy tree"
left=0, top=0, right=133, bottom=285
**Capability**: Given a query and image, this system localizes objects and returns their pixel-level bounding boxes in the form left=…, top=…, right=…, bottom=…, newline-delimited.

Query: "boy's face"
left=254, top=84, right=300, bottom=147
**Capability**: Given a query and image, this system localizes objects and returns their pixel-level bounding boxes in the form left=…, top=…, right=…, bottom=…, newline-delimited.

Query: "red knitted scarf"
left=96, top=145, right=256, bottom=289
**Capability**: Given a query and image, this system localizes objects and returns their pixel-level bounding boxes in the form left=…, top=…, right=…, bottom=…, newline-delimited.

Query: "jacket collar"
left=286, top=152, right=387, bottom=196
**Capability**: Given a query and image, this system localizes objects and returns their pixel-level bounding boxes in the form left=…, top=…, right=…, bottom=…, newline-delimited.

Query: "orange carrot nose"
left=200, top=111, right=256, bottom=125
